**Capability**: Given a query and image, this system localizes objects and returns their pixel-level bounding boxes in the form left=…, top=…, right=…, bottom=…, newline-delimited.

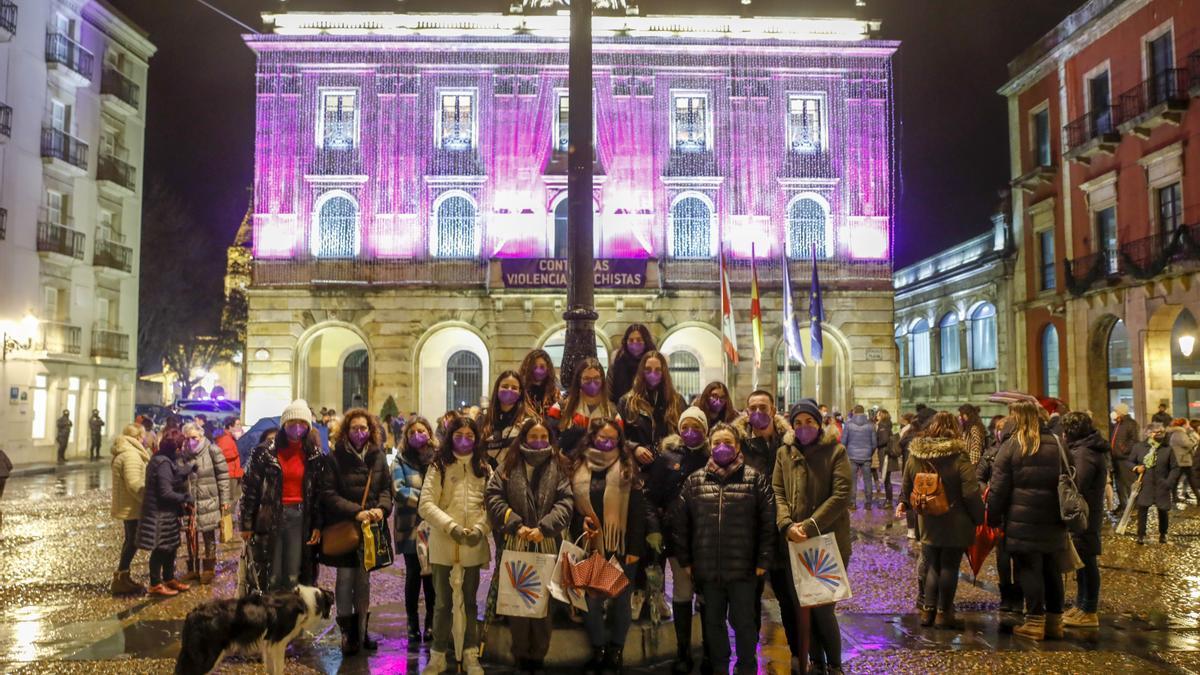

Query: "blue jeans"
left=850, top=460, right=873, bottom=507
left=700, top=579, right=758, bottom=674
left=271, top=504, right=304, bottom=590
left=584, top=561, right=638, bottom=648
left=1074, top=553, right=1100, bottom=613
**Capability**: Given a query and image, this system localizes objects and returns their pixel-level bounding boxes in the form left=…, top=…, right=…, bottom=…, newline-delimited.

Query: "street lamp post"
left=1, top=313, right=39, bottom=361
left=560, top=0, right=598, bottom=386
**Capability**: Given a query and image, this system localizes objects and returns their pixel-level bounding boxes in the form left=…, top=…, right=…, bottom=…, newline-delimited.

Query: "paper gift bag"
left=549, top=535, right=589, bottom=612
left=415, top=521, right=432, bottom=576
left=497, top=548, right=557, bottom=619
left=788, top=533, right=853, bottom=607
left=220, top=513, right=235, bottom=544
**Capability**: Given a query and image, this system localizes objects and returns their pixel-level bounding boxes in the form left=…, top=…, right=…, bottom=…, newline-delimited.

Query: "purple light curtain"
left=594, top=74, right=660, bottom=258
left=487, top=75, right=554, bottom=257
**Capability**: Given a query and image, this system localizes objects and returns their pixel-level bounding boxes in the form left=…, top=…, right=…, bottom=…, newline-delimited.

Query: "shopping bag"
left=220, top=513, right=235, bottom=544
left=415, top=521, right=432, bottom=576
left=549, top=535, right=589, bottom=612
left=788, top=532, right=852, bottom=607
left=361, top=520, right=394, bottom=572
left=497, top=548, right=557, bottom=618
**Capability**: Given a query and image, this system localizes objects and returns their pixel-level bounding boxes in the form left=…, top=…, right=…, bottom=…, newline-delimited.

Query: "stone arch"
left=1086, top=314, right=1126, bottom=418
left=770, top=321, right=853, bottom=412
left=293, top=320, right=374, bottom=413
left=412, top=322, right=491, bottom=420
left=536, top=323, right=613, bottom=372
left=1144, top=304, right=1189, bottom=417
left=659, top=322, right=724, bottom=400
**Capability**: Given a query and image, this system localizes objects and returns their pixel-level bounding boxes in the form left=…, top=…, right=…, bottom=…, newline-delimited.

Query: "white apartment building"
left=0, top=0, right=153, bottom=466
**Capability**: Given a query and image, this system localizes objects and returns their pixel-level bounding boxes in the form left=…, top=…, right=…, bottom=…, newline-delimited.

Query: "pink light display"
left=245, top=19, right=898, bottom=274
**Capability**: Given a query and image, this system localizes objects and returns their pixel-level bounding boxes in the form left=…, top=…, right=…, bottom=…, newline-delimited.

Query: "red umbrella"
left=967, top=488, right=1003, bottom=579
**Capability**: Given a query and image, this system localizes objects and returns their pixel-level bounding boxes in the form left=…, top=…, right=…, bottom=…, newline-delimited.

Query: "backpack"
left=1054, top=436, right=1089, bottom=534
left=910, top=461, right=949, bottom=516
left=886, top=433, right=902, bottom=459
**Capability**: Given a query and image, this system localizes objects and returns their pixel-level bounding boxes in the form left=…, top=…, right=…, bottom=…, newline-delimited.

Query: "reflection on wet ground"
left=1, top=465, right=1198, bottom=673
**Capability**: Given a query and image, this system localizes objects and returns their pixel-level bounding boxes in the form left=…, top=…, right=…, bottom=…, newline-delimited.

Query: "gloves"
left=449, top=524, right=467, bottom=544
left=646, top=532, right=663, bottom=554
left=463, top=527, right=483, bottom=546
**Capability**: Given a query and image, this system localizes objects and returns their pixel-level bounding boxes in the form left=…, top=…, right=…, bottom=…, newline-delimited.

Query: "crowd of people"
left=100, top=321, right=1200, bottom=675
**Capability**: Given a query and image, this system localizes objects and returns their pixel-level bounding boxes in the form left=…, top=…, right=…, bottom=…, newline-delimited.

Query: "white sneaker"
left=421, top=650, right=447, bottom=675
left=462, top=647, right=484, bottom=675
left=907, top=528, right=917, bottom=540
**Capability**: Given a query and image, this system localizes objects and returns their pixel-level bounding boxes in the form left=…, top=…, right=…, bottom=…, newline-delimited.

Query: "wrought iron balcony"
left=0, top=103, right=10, bottom=139
left=1065, top=223, right=1200, bottom=295
left=93, top=237, right=133, bottom=273
left=1116, top=69, right=1190, bottom=137
left=40, top=322, right=81, bottom=356
left=1189, top=49, right=1200, bottom=97
left=41, top=127, right=88, bottom=172
left=97, top=154, right=136, bottom=193
left=45, top=33, right=93, bottom=81
left=1063, top=106, right=1120, bottom=163
left=0, top=1, right=16, bottom=38
left=100, top=67, right=139, bottom=112
left=37, top=220, right=85, bottom=260
left=91, top=328, right=129, bottom=360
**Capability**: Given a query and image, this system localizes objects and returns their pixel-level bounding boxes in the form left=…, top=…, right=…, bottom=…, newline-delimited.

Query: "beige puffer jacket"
left=111, top=433, right=150, bottom=520
left=418, top=459, right=492, bottom=568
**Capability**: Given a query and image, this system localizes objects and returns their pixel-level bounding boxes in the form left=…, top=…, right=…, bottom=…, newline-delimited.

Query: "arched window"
left=776, top=342, right=804, bottom=410
left=446, top=350, right=483, bottom=410
left=1107, top=319, right=1132, bottom=414
left=910, top=319, right=931, bottom=377
left=434, top=195, right=477, bottom=258
left=553, top=198, right=568, bottom=259
left=1041, top=324, right=1060, bottom=399
left=969, top=303, right=998, bottom=370
left=541, top=329, right=609, bottom=371
left=787, top=197, right=827, bottom=259
left=670, top=196, right=712, bottom=259
left=342, top=349, right=369, bottom=412
left=939, top=313, right=961, bottom=373
left=314, top=194, right=359, bottom=258
left=895, top=324, right=907, bottom=378
left=667, top=351, right=701, bottom=402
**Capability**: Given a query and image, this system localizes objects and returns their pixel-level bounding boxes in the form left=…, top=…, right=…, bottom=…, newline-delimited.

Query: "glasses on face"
left=581, top=377, right=602, bottom=386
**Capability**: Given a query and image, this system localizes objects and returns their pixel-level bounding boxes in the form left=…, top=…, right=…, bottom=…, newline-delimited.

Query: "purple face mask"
left=749, top=411, right=772, bottom=430
left=497, top=388, right=521, bottom=406
left=796, top=426, right=820, bottom=446
left=680, top=427, right=705, bottom=448
left=452, top=435, right=475, bottom=456
left=532, top=366, right=548, bottom=383
left=627, top=341, right=645, bottom=358
left=644, top=371, right=662, bottom=388
left=187, top=437, right=202, bottom=452
left=525, top=438, right=550, bottom=450
left=349, top=429, right=369, bottom=448
left=581, top=380, right=603, bottom=397
left=593, top=437, right=617, bottom=452
left=712, top=443, right=737, bottom=467
left=708, top=396, right=725, bottom=413
left=409, top=432, right=429, bottom=449
left=285, top=423, right=308, bottom=441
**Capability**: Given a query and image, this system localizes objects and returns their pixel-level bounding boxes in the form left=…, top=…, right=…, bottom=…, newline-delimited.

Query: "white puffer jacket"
left=418, top=459, right=492, bottom=567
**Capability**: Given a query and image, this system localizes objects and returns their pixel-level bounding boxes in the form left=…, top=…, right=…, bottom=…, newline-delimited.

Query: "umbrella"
left=966, top=488, right=1002, bottom=578
left=236, top=416, right=331, bottom=464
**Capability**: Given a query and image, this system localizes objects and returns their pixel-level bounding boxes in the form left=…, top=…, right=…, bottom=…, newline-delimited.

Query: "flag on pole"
left=809, top=244, right=825, bottom=363
left=720, top=247, right=739, bottom=365
left=781, top=249, right=806, bottom=366
left=750, top=244, right=764, bottom=371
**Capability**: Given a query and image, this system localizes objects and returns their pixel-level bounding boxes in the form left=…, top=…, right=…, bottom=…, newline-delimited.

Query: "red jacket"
left=217, top=434, right=243, bottom=479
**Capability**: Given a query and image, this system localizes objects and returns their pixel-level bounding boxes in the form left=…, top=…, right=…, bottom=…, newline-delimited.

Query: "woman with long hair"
left=618, top=349, right=687, bottom=470
left=607, top=323, right=657, bottom=404
left=874, top=408, right=898, bottom=507
left=317, top=408, right=393, bottom=656
left=958, top=404, right=988, bottom=466
left=419, top=415, right=491, bottom=675
left=987, top=400, right=1068, bottom=641
left=548, top=357, right=623, bottom=457
left=693, top=381, right=737, bottom=429
left=898, top=412, right=983, bottom=629
left=482, top=370, right=528, bottom=467
left=570, top=418, right=647, bottom=673
left=393, top=416, right=438, bottom=644
left=137, top=429, right=193, bottom=597
left=519, top=349, right=561, bottom=417
left=485, top=418, right=574, bottom=673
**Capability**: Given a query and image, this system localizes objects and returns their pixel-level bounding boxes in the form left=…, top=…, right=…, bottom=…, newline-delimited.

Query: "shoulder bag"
left=322, top=470, right=373, bottom=557
left=1054, top=436, right=1089, bottom=533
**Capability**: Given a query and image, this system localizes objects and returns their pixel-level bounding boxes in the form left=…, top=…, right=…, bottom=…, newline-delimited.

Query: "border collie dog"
left=175, top=585, right=335, bottom=675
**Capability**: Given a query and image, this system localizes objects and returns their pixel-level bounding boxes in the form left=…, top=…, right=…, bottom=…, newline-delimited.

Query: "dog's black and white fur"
left=175, top=585, right=335, bottom=675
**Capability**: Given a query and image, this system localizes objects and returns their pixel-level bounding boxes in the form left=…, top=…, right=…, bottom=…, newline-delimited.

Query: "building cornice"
left=84, top=0, right=157, bottom=61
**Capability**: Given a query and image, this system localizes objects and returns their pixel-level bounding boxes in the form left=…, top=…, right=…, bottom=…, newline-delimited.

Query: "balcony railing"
left=0, top=1, right=16, bottom=37
left=0, top=207, right=6, bottom=241
left=41, top=322, right=81, bottom=356
left=1064, top=106, right=1118, bottom=152
left=1191, top=49, right=1200, bottom=92
left=41, top=127, right=88, bottom=170
left=1116, top=69, right=1190, bottom=125
left=97, top=154, right=136, bottom=191
left=100, top=67, right=139, bottom=110
left=253, top=258, right=490, bottom=288
left=1065, top=223, right=1200, bottom=295
left=37, top=221, right=85, bottom=260
left=94, top=238, right=133, bottom=273
left=91, top=328, right=129, bottom=360
left=45, top=33, right=93, bottom=80
left=0, top=103, right=10, bottom=139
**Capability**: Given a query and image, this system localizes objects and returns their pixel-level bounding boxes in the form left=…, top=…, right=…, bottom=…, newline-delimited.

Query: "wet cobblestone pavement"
left=1, top=465, right=1199, bottom=673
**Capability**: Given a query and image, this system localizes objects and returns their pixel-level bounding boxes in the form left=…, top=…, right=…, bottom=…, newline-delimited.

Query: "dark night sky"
left=109, top=0, right=1081, bottom=300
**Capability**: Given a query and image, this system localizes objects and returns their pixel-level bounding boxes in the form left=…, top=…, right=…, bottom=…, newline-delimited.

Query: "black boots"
left=586, top=646, right=606, bottom=674
left=360, top=612, right=378, bottom=651
left=603, top=643, right=624, bottom=673
left=337, top=615, right=360, bottom=656
left=672, top=602, right=695, bottom=674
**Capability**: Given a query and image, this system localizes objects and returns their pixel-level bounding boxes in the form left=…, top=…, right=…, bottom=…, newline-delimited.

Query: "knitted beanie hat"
left=281, top=399, right=314, bottom=426
left=678, top=405, right=708, bottom=429
left=787, top=398, right=823, bottom=426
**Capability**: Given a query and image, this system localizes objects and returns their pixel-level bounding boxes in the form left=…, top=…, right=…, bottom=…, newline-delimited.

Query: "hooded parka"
left=111, top=433, right=151, bottom=520
left=136, top=454, right=192, bottom=551
left=733, top=413, right=790, bottom=476
left=772, top=429, right=853, bottom=566
left=178, top=437, right=230, bottom=533
left=900, top=437, right=983, bottom=548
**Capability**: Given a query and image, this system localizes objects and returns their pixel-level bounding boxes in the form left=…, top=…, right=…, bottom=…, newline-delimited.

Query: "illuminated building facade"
left=241, top=3, right=900, bottom=421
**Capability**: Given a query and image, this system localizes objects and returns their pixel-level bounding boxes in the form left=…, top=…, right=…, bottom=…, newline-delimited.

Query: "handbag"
left=1054, top=436, right=1089, bottom=533
left=910, top=461, right=950, bottom=516
left=321, top=471, right=373, bottom=557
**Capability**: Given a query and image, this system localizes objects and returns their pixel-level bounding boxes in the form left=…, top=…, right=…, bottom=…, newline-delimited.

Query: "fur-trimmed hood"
left=732, top=413, right=790, bottom=443
left=660, top=433, right=710, bottom=455
left=780, top=427, right=841, bottom=454
left=909, top=436, right=966, bottom=460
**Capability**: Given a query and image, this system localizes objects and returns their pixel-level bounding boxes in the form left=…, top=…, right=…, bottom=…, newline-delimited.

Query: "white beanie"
left=281, top=399, right=314, bottom=426
left=679, top=405, right=708, bottom=429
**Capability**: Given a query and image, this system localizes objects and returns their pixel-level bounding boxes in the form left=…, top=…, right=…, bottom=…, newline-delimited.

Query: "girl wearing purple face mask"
left=316, top=409, right=393, bottom=656
left=775, top=399, right=853, bottom=673
left=418, top=415, right=492, bottom=675
left=484, top=419, right=574, bottom=671
left=518, top=349, right=561, bottom=416
left=608, top=323, right=659, bottom=404
left=483, top=371, right=527, bottom=468
left=392, top=417, right=438, bottom=642
left=176, top=421, right=230, bottom=586
left=549, top=358, right=623, bottom=460
left=696, top=381, right=738, bottom=429
left=617, top=350, right=686, bottom=471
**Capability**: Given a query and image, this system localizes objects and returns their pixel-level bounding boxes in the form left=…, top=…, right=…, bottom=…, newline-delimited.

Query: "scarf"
left=520, top=445, right=553, bottom=468
left=572, top=450, right=631, bottom=555
left=706, top=454, right=744, bottom=480
left=1145, top=439, right=1160, bottom=469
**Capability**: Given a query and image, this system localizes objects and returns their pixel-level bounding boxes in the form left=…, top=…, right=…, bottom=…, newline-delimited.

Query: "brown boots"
left=110, top=570, right=145, bottom=596
left=1013, top=614, right=1046, bottom=641
left=199, top=557, right=217, bottom=585
left=934, top=608, right=964, bottom=630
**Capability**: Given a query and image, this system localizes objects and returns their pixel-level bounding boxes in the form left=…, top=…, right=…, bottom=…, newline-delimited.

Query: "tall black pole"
left=561, top=0, right=598, bottom=387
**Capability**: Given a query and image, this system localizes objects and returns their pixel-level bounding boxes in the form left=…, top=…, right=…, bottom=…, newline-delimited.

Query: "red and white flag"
left=720, top=248, right=739, bottom=364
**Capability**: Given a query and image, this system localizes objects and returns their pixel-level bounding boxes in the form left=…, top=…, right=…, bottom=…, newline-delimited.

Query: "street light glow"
left=1181, top=334, right=1196, bottom=358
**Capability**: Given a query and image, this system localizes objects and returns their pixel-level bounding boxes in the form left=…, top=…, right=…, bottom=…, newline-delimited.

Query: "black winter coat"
left=674, top=460, right=775, bottom=583
left=1110, top=416, right=1139, bottom=462
left=646, top=434, right=710, bottom=557
left=137, top=454, right=192, bottom=551
left=317, top=442, right=395, bottom=568
left=239, top=438, right=324, bottom=587
left=1067, top=431, right=1109, bottom=556
left=986, top=432, right=1066, bottom=553
left=569, top=470, right=649, bottom=560
left=1132, top=439, right=1181, bottom=511
left=618, top=391, right=688, bottom=457
left=606, top=352, right=640, bottom=404
left=900, top=438, right=983, bottom=549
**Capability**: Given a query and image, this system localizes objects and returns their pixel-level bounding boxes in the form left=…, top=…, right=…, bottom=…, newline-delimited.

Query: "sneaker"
left=630, top=590, right=645, bottom=619
left=147, top=583, right=178, bottom=598
left=1063, top=611, right=1099, bottom=628
left=906, top=528, right=917, bottom=540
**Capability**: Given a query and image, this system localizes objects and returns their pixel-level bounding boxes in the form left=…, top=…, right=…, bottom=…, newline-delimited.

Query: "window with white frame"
left=969, top=303, right=998, bottom=370
left=555, top=93, right=570, bottom=153
left=1041, top=324, right=1060, bottom=399
left=50, top=100, right=69, bottom=133
left=1157, top=182, right=1182, bottom=233
left=1038, top=229, right=1056, bottom=291
left=1032, top=107, right=1051, bottom=167
left=670, top=195, right=712, bottom=259
left=318, top=90, right=357, bottom=151
left=32, top=374, right=48, bottom=439
left=672, top=93, right=708, bottom=152
left=313, top=194, right=359, bottom=258
left=46, top=191, right=65, bottom=225
left=909, top=319, right=931, bottom=377
left=43, top=286, right=61, bottom=321
left=439, top=92, right=475, bottom=150
left=787, top=95, right=823, bottom=153
left=1095, top=206, right=1118, bottom=274
left=434, top=195, right=478, bottom=258
left=939, top=313, right=961, bottom=373
left=786, top=197, right=827, bottom=259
